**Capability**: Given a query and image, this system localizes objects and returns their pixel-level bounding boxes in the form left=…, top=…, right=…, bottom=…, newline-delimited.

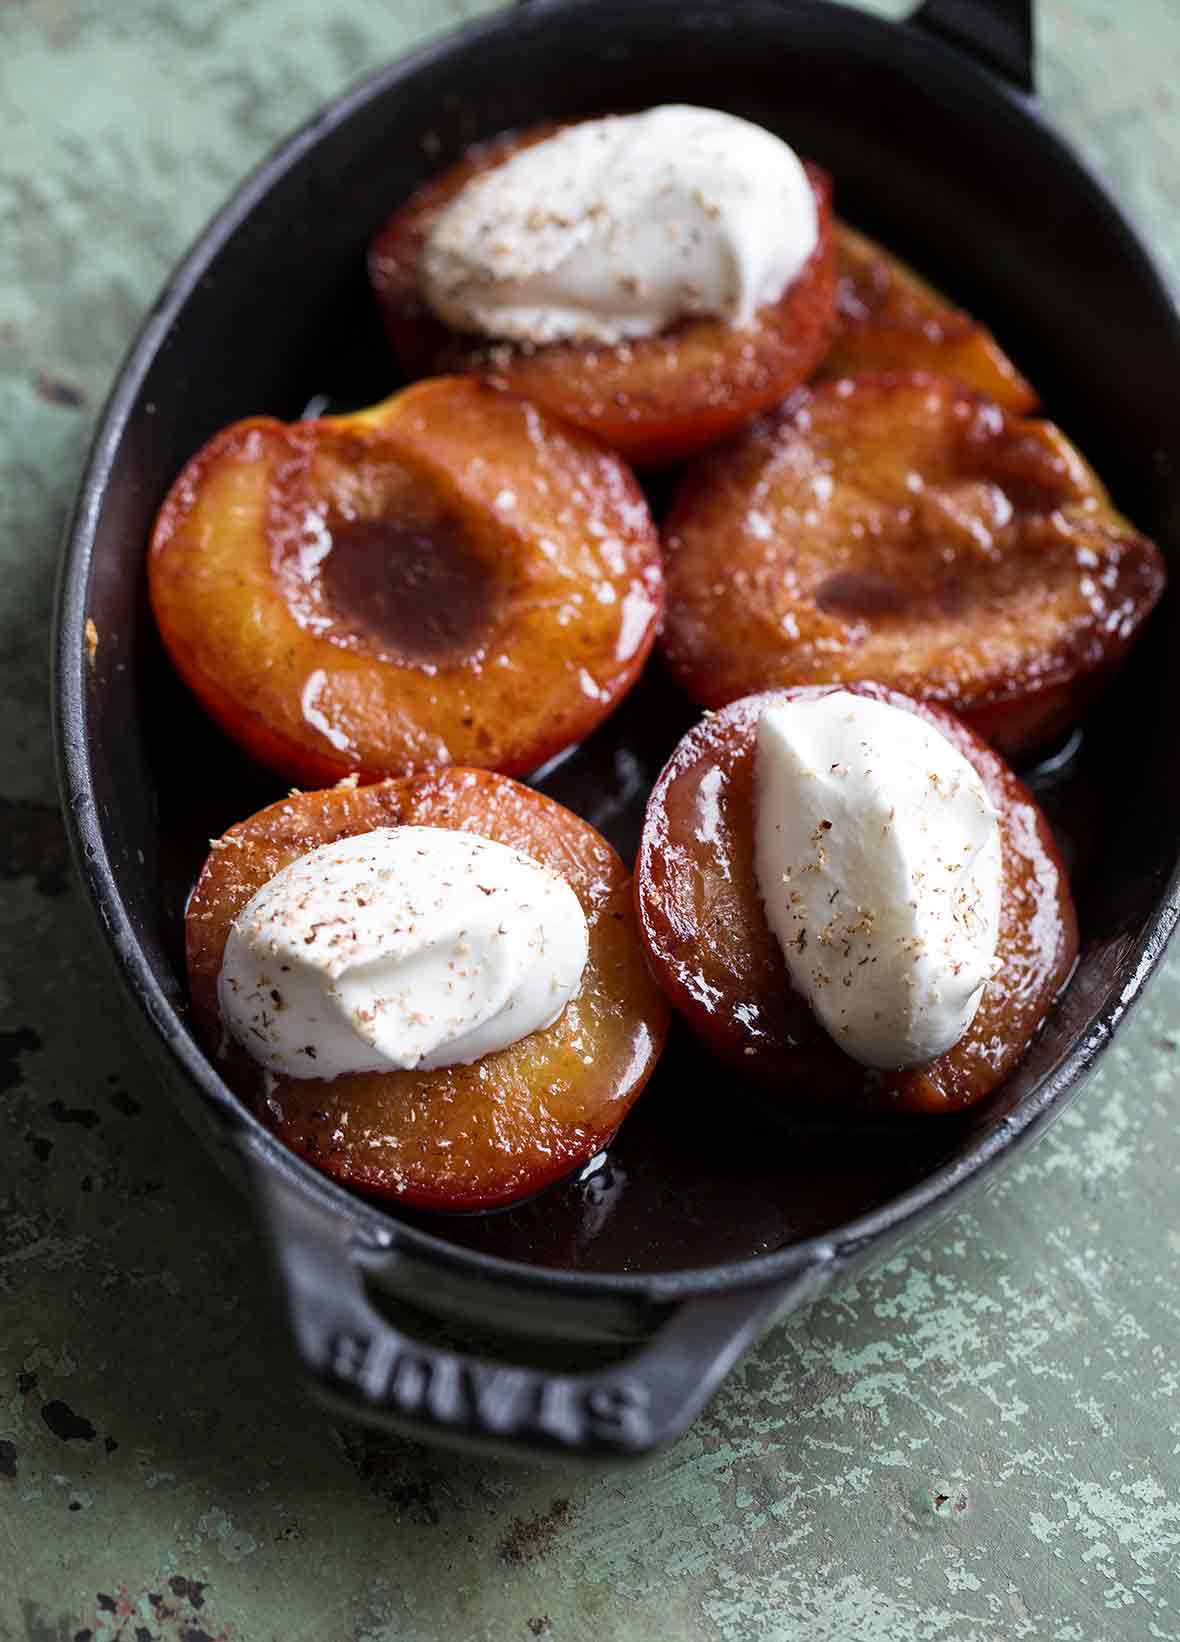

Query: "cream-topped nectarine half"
left=636, top=684, right=1078, bottom=1115
left=187, top=768, right=669, bottom=1211
left=368, top=125, right=837, bottom=467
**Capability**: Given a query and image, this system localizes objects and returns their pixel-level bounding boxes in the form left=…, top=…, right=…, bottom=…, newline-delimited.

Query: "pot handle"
left=513, top=0, right=1035, bottom=95
left=244, top=1137, right=834, bottom=1460
left=910, top=0, right=1035, bottom=92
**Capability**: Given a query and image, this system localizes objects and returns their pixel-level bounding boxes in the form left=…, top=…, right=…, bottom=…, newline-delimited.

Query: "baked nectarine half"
left=636, top=684, right=1078, bottom=1116
left=368, top=125, right=836, bottom=466
left=660, top=372, right=1165, bottom=757
left=187, top=768, right=670, bottom=1211
left=149, top=376, right=662, bottom=787
left=825, top=221, right=1037, bottom=413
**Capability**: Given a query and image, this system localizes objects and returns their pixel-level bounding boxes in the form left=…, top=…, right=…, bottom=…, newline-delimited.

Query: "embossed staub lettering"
left=326, top=1331, right=653, bottom=1451
left=467, top=1364, right=532, bottom=1433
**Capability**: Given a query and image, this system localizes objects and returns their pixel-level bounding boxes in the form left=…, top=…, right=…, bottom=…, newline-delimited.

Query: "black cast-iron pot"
left=54, top=0, right=1180, bottom=1462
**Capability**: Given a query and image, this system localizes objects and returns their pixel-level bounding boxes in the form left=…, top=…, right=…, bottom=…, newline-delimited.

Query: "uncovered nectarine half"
left=660, top=372, right=1165, bottom=757
left=149, top=377, right=663, bottom=786
left=824, top=221, right=1037, bottom=412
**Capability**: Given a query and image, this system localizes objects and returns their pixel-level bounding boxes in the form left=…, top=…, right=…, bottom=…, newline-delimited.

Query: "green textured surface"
left=3, top=1, right=1180, bottom=1637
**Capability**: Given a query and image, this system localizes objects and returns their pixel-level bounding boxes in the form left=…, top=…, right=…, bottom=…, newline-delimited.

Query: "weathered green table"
left=3, top=2, right=1179, bottom=1637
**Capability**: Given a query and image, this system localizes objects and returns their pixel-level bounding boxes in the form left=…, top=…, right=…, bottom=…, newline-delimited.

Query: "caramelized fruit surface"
left=149, top=377, right=661, bottom=787
left=636, top=684, right=1078, bottom=1115
left=187, top=769, right=669, bottom=1210
left=368, top=126, right=837, bottom=465
left=826, top=222, right=1037, bottom=412
left=661, top=372, right=1165, bottom=756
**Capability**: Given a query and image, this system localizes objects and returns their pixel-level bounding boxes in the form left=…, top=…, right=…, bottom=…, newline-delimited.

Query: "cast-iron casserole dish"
left=54, top=0, right=1180, bottom=1461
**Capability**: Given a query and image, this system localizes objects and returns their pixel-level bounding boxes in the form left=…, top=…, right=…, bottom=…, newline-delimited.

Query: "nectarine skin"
left=823, top=221, right=1038, bottom=412
left=149, top=377, right=663, bottom=787
left=187, top=769, right=670, bottom=1211
left=660, top=372, right=1165, bottom=758
left=636, top=684, right=1078, bottom=1116
left=368, top=126, right=837, bottom=466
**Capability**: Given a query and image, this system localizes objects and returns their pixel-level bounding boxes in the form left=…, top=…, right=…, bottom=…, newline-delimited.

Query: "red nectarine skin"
left=149, top=377, right=663, bottom=787
left=660, top=372, right=1165, bottom=758
left=368, top=125, right=837, bottom=466
left=635, top=684, right=1078, bottom=1116
left=187, top=769, right=670, bottom=1211
left=825, top=221, right=1038, bottom=413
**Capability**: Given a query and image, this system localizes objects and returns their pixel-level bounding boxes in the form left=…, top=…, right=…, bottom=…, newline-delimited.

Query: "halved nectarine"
left=636, top=683, right=1077, bottom=1115
left=187, top=768, right=670, bottom=1211
left=149, top=376, right=662, bottom=787
left=660, top=372, right=1165, bottom=757
left=825, top=221, right=1037, bottom=413
left=368, top=126, right=836, bottom=466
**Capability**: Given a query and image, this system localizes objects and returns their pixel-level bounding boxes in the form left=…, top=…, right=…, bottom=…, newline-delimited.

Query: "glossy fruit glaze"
left=149, top=376, right=662, bottom=787
left=186, top=768, right=670, bottom=1211
left=367, top=124, right=837, bottom=466
left=636, top=683, right=1079, bottom=1116
left=825, top=221, right=1038, bottom=412
left=660, top=372, right=1166, bottom=757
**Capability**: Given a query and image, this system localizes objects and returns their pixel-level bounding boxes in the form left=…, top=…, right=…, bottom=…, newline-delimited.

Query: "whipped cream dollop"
left=753, top=692, right=1003, bottom=1069
left=420, top=105, right=819, bottom=347
left=219, top=827, right=588, bottom=1079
